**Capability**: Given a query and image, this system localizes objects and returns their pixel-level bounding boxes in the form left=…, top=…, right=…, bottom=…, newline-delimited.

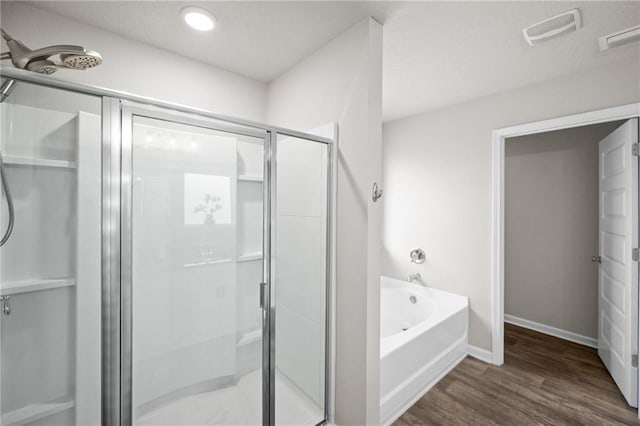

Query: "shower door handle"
left=259, top=282, right=267, bottom=309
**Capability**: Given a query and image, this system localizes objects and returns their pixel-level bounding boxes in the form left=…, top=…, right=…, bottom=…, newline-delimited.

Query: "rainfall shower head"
left=0, top=28, right=102, bottom=74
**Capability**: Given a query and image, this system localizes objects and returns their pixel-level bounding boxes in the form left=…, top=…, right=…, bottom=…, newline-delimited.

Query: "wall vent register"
left=599, top=25, right=640, bottom=51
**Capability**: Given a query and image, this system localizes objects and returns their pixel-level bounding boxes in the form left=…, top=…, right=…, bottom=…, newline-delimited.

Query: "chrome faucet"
left=408, top=273, right=422, bottom=283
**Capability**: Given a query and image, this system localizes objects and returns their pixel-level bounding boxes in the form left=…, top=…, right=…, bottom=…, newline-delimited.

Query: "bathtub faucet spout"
left=408, top=273, right=422, bottom=283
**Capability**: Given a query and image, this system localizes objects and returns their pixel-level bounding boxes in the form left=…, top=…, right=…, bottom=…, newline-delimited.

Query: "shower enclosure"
left=0, top=68, right=334, bottom=426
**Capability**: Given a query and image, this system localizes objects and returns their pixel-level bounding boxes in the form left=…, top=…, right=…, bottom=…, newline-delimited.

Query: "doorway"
left=491, top=103, right=640, bottom=412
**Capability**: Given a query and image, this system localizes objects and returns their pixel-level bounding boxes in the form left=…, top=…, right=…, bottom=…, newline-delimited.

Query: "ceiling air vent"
left=599, top=25, right=640, bottom=51
left=522, top=9, right=581, bottom=46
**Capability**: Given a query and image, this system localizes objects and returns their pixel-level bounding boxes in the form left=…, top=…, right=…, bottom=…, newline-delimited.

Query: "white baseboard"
left=504, top=314, right=598, bottom=349
left=467, top=345, right=493, bottom=364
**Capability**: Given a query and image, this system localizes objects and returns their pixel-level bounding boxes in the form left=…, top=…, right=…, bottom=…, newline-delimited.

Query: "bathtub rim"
left=380, top=276, right=468, bottom=359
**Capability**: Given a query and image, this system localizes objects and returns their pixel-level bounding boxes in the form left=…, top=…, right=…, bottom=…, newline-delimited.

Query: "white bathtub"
left=380, top=276, right=468, bottom=425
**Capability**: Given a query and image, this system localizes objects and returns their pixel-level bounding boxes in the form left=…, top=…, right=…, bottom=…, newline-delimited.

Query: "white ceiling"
left=382, top=1, right=640, bottom=121
left=29, top=1, right=640, bottom=121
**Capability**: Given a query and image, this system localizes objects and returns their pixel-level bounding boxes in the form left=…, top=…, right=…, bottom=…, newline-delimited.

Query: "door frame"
left=490, top=103, right=640, bottom=407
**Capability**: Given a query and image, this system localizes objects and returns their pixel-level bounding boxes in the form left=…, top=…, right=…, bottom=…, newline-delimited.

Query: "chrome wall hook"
left=372, top=182, right=383, bottom=202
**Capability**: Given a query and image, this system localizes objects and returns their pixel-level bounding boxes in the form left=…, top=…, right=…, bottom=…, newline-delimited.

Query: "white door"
left=598, top=118, right=639, bottom=407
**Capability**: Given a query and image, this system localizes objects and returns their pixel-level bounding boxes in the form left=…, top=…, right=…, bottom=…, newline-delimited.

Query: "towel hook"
left=372, top=183, right=383, bottom=202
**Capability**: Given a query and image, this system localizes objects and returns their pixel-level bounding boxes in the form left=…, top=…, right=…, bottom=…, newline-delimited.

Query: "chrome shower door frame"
left=102, top=96, right=123, bottom=426
left=109, top=103, right=335, bottom=426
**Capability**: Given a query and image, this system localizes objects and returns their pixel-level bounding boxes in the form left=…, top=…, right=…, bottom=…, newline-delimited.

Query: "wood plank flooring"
left=394, top=323, right=639, bottom=425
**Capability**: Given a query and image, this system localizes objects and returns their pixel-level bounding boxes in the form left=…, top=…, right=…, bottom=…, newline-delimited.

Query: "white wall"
left=0, top=2, right=267, bottom=121
left=382, top=56, right=640, bottom=351
left=267, top=18, right=383, bottom=426
left=505, top=122, right=622, bottom=339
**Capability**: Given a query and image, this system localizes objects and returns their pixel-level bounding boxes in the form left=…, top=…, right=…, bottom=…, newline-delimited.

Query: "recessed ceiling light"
left=181, top=6, right=217, bottom=32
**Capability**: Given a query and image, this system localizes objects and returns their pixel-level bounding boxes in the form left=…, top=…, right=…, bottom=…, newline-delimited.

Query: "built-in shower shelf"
left=237, top=252, right=263, bottom=262
left=3, top=155, right=77, bottom=169
left=238, top=328, right=262, bottom=347
left=183, top=258, right=233, bottom=268
left=238, top=174, right=263, bottom=182
left=0, top=278, right=76, bottom=296
left=1, top=397, right=74, bottom=426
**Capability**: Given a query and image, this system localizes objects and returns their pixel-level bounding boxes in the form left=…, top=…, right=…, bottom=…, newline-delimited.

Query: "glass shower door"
left=123, top=108, right=268, bottom=425
left=0, top=80, right=102, bottom=426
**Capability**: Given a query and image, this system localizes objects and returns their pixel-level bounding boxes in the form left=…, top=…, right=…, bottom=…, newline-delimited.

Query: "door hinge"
left=633, top=248, right=640, bottom=262
left=633, top=354, right=638, bottom=368
left=633, top=143, right=639, bottom=156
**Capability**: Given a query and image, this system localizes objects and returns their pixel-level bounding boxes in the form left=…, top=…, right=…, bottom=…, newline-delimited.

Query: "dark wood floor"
left=395, top=323, right=639, bottom=425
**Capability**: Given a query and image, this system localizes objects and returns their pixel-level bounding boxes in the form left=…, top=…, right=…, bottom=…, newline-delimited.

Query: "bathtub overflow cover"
left=409, top=295, right=417, bottom=304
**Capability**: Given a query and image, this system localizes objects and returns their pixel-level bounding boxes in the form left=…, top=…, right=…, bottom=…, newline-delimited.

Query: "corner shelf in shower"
left=183, top=258, right=233, bottom=268
left=3, top=155, right=77, bottom=169
left=237, top=328, right=262, bottom=347
left=237, top=252, right=263, bottom=263
left=238, top=174, right=263, bottom=182
left=1, top=397, right=74, bottom=426
left=0, top=278, right=76, bottom=296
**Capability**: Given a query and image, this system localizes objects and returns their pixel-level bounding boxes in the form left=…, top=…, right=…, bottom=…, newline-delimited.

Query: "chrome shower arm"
left=1, top=28, right=13, bottom=60
left=0, top=29, right=11, bottom=42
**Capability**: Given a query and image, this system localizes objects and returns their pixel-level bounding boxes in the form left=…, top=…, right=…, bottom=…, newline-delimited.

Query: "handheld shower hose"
left=0, top=79, right=16, bottom=247
left=0, top=152, right=14, bottom=247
